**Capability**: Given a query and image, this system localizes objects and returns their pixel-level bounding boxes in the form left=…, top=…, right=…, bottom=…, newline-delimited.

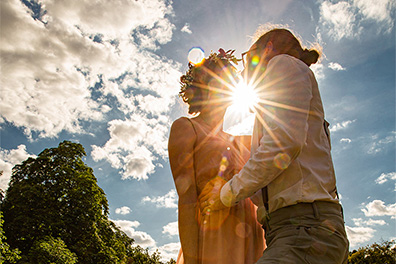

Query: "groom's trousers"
left=256, top=201, right=349, bottom=264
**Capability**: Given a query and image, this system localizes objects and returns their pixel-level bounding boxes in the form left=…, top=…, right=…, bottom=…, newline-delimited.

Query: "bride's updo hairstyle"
left=179, top=49, right=239, bottom=115
left=255, top=27, right=320, bottom=66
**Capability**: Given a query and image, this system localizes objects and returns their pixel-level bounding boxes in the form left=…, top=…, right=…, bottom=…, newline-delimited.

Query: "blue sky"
left=0, top=0, right=395, bottom=261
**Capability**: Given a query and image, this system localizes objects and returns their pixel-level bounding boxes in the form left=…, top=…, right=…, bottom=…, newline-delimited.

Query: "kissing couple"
left=168, top=26, right=349, bottom=264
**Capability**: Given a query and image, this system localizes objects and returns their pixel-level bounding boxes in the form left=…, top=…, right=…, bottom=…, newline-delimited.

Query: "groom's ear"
left=264, top=41, right=274, bottom=53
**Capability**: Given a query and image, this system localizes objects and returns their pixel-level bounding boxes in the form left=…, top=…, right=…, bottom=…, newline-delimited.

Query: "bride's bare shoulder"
left=171, top=117, right=192, bottom=130
left=169, top=117, right=196, bottom=156
left=170, top=117, right=196, bottom=139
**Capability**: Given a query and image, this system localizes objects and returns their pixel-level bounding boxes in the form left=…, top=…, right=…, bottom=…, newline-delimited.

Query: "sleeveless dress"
left=176, top=117, right=265, bottom=264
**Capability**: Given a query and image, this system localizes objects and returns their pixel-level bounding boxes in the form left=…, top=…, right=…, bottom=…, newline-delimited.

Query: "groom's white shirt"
left=220, top=54, right=339, bottom=224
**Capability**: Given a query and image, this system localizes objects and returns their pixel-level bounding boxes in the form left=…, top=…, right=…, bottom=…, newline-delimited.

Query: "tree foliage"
left=349, top=240, right=396, bottom=264
left=1, top=141, right=175, bottom=263
left=127, top=246, right=162, bottom=264
left=0, top=212, right=21, bottom=263
left=28, top=236, right=77, bottom=264
left=126, top=245, right=176, bottom=264
left=1, top=141, right=133, bottom=263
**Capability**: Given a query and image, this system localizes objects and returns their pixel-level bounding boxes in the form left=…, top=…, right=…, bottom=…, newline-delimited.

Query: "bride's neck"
left=198, top=108, right=226, bottom=128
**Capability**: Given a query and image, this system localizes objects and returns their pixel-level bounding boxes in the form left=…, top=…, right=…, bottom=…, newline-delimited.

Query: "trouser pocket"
left=303, top=224, right=349, bottom=264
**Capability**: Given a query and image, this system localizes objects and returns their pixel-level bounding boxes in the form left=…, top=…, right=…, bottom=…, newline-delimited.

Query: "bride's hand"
left=198, top=176, right=227, bottom=214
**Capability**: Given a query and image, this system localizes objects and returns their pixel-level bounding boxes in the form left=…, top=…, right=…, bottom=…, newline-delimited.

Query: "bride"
left=168, top=49, right=265, bottom=264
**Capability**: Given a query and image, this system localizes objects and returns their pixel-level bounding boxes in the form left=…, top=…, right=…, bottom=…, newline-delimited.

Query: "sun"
left=231, top=81, right=258, bottom=113
left=223, top=81, right=257, bottom=136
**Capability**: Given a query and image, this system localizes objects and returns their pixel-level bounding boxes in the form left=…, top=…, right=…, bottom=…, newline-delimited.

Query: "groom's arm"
left=220, top=55, right=313, bottom=207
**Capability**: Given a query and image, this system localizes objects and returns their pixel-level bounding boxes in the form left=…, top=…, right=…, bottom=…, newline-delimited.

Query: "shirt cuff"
left=220, top=179, right=238, bottom=207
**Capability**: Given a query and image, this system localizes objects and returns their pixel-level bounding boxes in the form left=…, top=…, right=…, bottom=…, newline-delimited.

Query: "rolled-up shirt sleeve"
left=220, top=55, right=313, bottom=206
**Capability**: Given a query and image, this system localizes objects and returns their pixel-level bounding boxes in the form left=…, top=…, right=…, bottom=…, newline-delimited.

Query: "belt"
left=263, top=201, right=343, bottom=232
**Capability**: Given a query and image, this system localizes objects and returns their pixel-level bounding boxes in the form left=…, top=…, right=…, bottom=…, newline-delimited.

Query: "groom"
left=201, top=28, right=349, bottom=263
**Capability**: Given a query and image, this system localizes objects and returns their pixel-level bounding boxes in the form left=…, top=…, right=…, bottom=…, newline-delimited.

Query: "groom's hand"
left=198, top=176, right=228, bottom=214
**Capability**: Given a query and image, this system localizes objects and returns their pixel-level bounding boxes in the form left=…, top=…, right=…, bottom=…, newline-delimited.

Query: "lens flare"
left=251, top=55, right=260, bottom=66
left=273, top=153, right=291, bottom=169
left=188, top=47, right=205, bottom=65
left=231, top=81, right=258, bottom=112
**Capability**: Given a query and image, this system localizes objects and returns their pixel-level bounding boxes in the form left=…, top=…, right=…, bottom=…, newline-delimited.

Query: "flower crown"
left=179, top=48, right=239, bottom=97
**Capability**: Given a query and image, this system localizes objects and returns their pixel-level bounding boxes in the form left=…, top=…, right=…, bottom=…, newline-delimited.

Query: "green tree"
left=28, top=236, right=77, bottom=264
left=0, top=171, right=4, bottom=204
left=125, top=245, right=177, bottom=264
left=127, top=246, right=162, bottom=264
left=349, top=240, right=396, bottom=264
left=0, top=212, right=21, bottom=263
left=1, top=141, right=133, bottom=263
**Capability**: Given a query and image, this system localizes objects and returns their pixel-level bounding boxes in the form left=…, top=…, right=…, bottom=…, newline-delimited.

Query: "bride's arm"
left=168, top=118, right=199, bottom=264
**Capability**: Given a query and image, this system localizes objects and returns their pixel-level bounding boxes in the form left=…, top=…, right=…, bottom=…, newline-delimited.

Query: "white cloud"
left=91, top=114, right=170, bottom=180
left=181, top=23, right=192, bottom=34
left=362, top=200, right=396, bottom=218
left=353, top=0, right=395, bottom=32
left=367, top=132, right=396, bottom=154
left=155, top=242, right=180, bottom=262
left=0, top=145, right=36, bottom=190
left=113, top=218, right=180, bottom=262
left=43, top=0, right=174, bottom=37
left=310, top=63, right=325, bottom=80
left=115, top=206, right=131, bottom=215
left=318, top=0, right=395, bottom=41
left=327, top=96, right=359, bottom=119
left=330, top=119, right=356, bottom=132
left=113, top=218, right=180, bottom=261
left=0, top=0, right=186, bottom=182
left=352, top=218, right=387, bottom=227
left=319, top=1, right=360, bottom=41
left=112, top=218, right=180, bottom=261
left=162, top=221, right=178, bottom=236
left=134, top=19, right=175, bottom=50
left=328, top=62, right=346, bottom=71
left=136, top=95, right=166, bottom=115
left=347, top=214, right=389, bottom=247
left=365, top=219, right=387, bottom=226
left=224, top=108, right=255, bottom=136
left=90, top=50, right=181, bottom=181
left=376, top=172, right=396, bottom=185
left=0, top=0, right=106, bottom=138
left=142, top=189, right=178, bottom=208
left=123, top=151, right=156, bottom=181
left=346, top=225, right=375, bottom=247
left=112, top=219, right=156, bottom=248
left=0, top=0, right=180, bottom=144
left=340, top=138, right=352, bottom=143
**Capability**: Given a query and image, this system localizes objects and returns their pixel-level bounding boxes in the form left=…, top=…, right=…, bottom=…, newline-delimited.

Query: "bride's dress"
left=176, top=118, right=265, bottom=264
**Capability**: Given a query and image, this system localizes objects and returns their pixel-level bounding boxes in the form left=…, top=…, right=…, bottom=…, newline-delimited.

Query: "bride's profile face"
left=180, top=56, right=239, bottom=115
left=203, top=69, right=235, bottom=109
